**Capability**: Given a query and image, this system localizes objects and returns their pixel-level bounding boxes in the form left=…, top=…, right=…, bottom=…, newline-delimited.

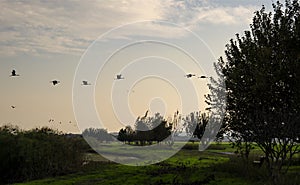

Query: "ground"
left=14, top=143, right=300, bottom=185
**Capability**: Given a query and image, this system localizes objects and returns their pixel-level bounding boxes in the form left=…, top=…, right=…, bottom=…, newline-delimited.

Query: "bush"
left=0, top=125, right=86, bottom=184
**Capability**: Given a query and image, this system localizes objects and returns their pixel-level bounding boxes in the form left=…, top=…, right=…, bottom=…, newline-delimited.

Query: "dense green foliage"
left=0, top=125, right=87, bottom=184
left=208, top=0, right=300, bottom=182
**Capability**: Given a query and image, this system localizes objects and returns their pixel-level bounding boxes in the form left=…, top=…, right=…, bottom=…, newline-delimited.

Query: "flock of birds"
left=48, top=119, right=73, bottom=126
left=8, top=69, right=206, bottom=126
left=10, top=69, right=62, bottom=86
left=10, top=69, right=128, bottom=86
left=10, top=70, right=205, bottom=84
left=184, top=73, right=207, bottom=79
left=8, top=69, right=127, bottom=110
left=10, top=69, right=204, bottom=85
left=9, top=69, right=81, bottom=127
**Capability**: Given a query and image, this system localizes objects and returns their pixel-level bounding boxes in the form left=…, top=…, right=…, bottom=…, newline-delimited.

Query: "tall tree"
left=182, top=111, right=210, bottom=139
left=208, top=0, right=300, bottom=182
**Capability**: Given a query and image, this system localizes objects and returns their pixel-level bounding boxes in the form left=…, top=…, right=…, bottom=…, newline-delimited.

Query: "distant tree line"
left=117, top=113, right=172, bottom=145
left=80, top=111, right=210, bottom=146
left=116, top=112, right=210, bottom=145
left=82, top=127, right=115, bottom=142
left=0, top=125, right=87, bottom=184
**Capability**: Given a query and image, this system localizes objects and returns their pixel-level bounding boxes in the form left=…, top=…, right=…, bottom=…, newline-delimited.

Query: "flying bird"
left=82, top=80, right=91, bottom=85
left=50, top=80, right=60, bottom=86
left=185, top=73, right=196, bottom=78
left=10, top=69, right=20, bottom=77
left=115, top=74, right=124, bottom=80
left=11, top=106, right=16, bottom=109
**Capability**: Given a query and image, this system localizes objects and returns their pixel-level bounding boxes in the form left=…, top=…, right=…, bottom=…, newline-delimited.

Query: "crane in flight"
left=115, top=74, right=124, bottom=80
left=185, top=73, right=196, bottom=78
left=82, top=80, right=91, bottom=85
left=10, top=69, right=20, bottom=77
left=50, top=80, right=60, bottom=86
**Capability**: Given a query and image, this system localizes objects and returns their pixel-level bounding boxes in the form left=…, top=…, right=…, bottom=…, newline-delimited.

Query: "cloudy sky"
left=0, top=0, right=275, bottom=133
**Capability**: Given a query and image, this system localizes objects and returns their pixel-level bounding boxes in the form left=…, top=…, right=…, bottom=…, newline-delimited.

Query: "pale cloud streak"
left=162, top=0, right=258, bottom=29
left=0, top=0, right=166, bottom=56
left=0, top=0, right=262, bottom=56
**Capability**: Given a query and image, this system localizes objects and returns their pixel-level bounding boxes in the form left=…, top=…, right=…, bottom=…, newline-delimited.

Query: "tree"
left=151, top=120, right=172, bottom=143
left=182, top=111, right=210, bottom=140
left=134, top=115, right=151, bottom=145
left=117, top=125, right=135, bottom=144
left=182, top=112, right=199, bottom=136
left=82, top=128, right=114, bottom=142
left=117, top=128, right=127, bottom=143
left=208, top=0, right=300, bottom=182
left=117, top=113, right=172, bottom=145
left=193, top=113, right=209, bottom=140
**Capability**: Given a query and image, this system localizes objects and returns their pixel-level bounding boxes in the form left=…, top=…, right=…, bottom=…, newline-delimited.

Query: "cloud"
left=0, top=0, right=261, bottom=56
left=0, top=0, right=167, bottom=56
left=162, top=0, right=258, bottom=29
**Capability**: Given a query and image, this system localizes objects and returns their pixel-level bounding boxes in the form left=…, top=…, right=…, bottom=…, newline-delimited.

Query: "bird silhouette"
left=198, top=75, right=207, bottom=78
left=10, top=69, right=20, bottom=77
left=50, top=80, right=60, bottom=86
left=185, top=73, right=195, bottom=78
left=82, top=80, right=91, bottom=85
left=115, top=74, right=124, bottom=80
left=11, top=106, right=16, bottom=109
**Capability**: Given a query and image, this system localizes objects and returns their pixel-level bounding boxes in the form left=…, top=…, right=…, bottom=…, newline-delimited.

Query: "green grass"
left=14, top=143, right=300, bottom=185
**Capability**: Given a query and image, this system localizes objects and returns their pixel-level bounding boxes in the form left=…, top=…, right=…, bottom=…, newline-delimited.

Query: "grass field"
left=14, top=143, right=300, bottom=185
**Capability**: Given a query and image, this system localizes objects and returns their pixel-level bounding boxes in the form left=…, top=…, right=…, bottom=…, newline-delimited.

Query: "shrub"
left=0, top=125, right=86, bottom=184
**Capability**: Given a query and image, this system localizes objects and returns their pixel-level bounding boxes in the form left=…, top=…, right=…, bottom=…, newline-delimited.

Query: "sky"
left=0, top=0, right=277, bottom=133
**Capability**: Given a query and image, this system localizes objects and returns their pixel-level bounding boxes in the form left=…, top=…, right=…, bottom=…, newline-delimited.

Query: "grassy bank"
left=14, top=143, right=300, bottom=185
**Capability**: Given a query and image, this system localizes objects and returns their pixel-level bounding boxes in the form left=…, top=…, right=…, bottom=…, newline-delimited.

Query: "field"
left=14, top=143, right=300, bottom=185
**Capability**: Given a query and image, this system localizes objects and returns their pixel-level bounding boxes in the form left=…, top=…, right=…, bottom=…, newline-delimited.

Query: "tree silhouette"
left=182, top=112, right=210, bottom=143
left=208, top=0, right=300, bottom=181
left=193, top=112, right=209, bottom=140
left=82, top=128, right=114, bottom=142
left=117, top=113, right=172, bottom=145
